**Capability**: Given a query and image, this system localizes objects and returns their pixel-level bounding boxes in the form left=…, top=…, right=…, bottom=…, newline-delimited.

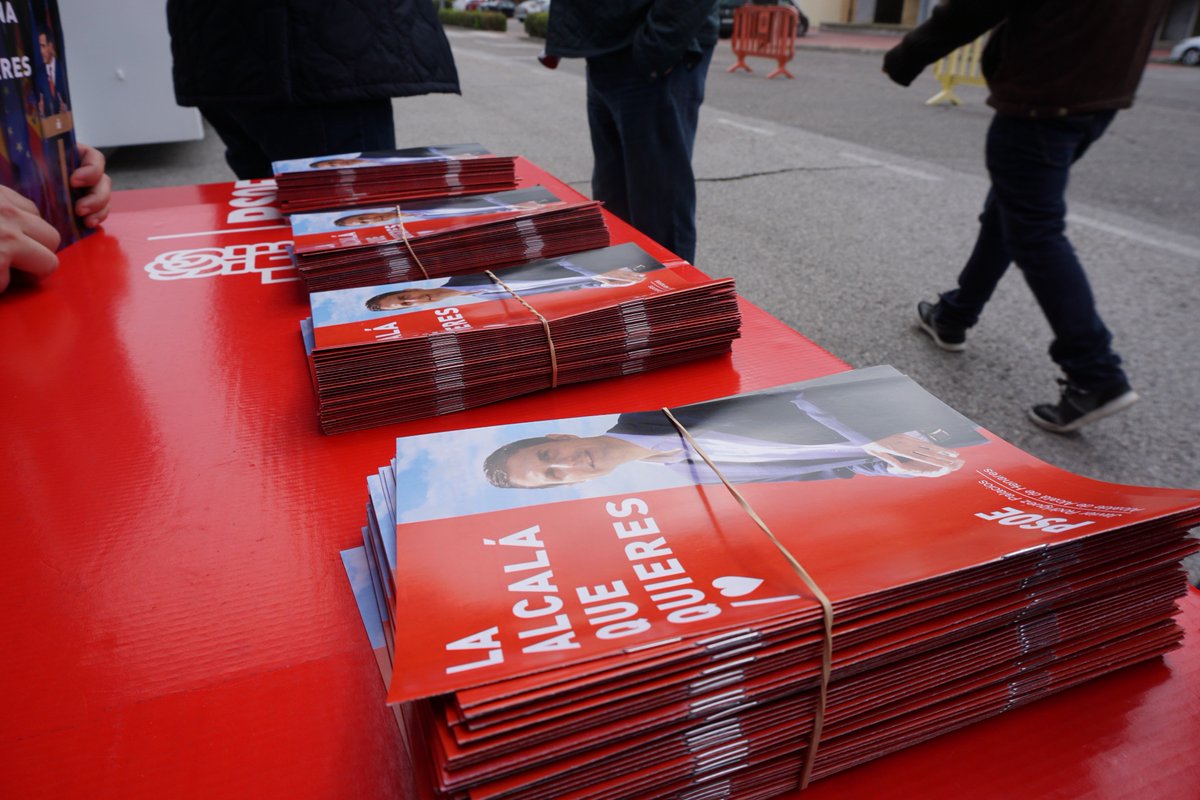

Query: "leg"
left=200, top=99, right=396, bottom=180
left=986, top=111, right=1125, bottom=390
left=199, top=105, right=274, bottom=180
left=628, top=44, right=712, bottom=263
left=934, top=192, right=1014, bottom=330
left=585, top=62, right=630, bottom=225
left=583, top=46, right=714, bottom=263
left=919, top=116, right=1016, bottom=348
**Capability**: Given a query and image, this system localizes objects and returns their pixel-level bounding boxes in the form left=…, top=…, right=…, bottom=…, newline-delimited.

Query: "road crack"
left=698, top=165, right=873, bottom=183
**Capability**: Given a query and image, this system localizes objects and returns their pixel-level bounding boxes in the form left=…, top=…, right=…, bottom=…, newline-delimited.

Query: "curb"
left=794, top=42, right=893, bottom=56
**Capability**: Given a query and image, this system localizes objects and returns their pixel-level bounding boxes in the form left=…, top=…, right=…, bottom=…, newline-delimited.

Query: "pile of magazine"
left=288, top=186, right=610, bottom=293
left=272, top=143, right=517, bottom=214
left=343, top=367, right=1200, bottom=799
left=301, top=243, right=741, bottom=433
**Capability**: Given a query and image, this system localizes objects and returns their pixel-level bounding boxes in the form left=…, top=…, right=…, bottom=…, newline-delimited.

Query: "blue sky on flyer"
left=391, top=415, right=694, bottom=524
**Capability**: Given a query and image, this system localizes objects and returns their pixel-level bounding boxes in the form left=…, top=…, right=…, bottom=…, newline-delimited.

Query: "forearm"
left=791, top=394, right=872, bottom=446
left=883, top=0, right=1010, bottom=86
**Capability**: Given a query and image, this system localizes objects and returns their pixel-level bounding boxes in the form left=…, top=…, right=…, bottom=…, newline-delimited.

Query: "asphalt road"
left=106, top=27, right=1200, bottom=499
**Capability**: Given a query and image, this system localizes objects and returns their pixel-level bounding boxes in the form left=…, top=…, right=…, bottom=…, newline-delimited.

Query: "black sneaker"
left=916, top=301, right=966, bottom=352
left=1028, top=379, right=1139, bottom=434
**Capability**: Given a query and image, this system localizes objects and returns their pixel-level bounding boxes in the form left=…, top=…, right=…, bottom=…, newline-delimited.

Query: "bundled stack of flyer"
left=301, top=243, right=741, bottom=433
left=342, top=367, right=1200, bottom=799
left=272, top=143, right=517, bottom=214
left=288, top=186, right=610, bottom=293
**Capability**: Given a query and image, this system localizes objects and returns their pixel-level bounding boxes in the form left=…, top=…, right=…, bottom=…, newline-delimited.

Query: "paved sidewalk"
left=795, top=28, right=901, bottom=54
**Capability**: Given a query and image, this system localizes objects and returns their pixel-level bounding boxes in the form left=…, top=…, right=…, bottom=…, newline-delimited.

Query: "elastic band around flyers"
left=660, top=407, right=834, bottom=791
left=485, top=270, right=559, bottom=388
left=394, top=204, right=432, bottom=280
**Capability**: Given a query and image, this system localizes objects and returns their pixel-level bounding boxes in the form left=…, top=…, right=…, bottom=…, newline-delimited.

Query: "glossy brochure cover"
left=272, top=143, right=494, bottom=175
left=306, top=243, right=684, bottom=349
left=377, top=366, right=1200, bottom=703
left=289, top=186, right=572, bottom=254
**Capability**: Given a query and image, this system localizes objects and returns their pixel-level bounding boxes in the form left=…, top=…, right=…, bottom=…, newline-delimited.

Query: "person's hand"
left=863, top=433, right=964, bottom=478
left=70, top=142, right=112, bottom=229
left=882, top=47, right=921, bottom=87
left=594, top=267, right=646, bottom=287
left=0, top=185, right=62, bottom=293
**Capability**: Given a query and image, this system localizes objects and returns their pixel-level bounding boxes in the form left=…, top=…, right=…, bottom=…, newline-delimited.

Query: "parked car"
left=479, top=0, right=515, bottom=16
left=514, top=0, right=549, bottom=22
left=719, top=0, right=809, bottom=39
left=1169, top=35, right=1200, bottom=66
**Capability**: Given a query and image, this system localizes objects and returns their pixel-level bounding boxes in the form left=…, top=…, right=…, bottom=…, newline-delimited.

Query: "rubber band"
left=660, top=407, right=835, bottom=790
left=485, top=270, right=559, bottom=389
left=395, top=204, right=431, bottom=280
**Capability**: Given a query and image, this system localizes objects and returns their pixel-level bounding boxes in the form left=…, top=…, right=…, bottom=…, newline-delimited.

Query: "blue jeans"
left=935, top=111, right=1127, bottom=391
left=200, top=99, right=396, bottom=180
left=585, top=45, right=714, bottom=264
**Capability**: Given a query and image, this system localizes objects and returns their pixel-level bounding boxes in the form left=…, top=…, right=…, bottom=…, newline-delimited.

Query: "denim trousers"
left=585, top=45, right=714, bottom=264
left=936, top=110, right=1127, bottom=390
left=200, top=99, right=396, bottom=180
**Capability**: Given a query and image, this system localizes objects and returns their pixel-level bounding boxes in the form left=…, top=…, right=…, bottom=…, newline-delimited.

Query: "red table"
left=1, top=163, right=1195, bottom=799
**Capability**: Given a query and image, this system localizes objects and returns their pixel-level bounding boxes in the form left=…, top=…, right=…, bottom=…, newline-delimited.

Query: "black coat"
left=606, top=368, right=986, bottom=484
left=883, top=0, right=1171, bottom=118
left=168, top=0, right=460, bottom=107
left=546, top=0, right=719, bottom=80
left=611, top=369, right=984, bottom=450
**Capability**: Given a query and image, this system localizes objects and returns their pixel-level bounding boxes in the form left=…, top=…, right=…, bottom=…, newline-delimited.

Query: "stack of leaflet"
left=288, top=186, right=610, bottom=292
left=272, top=143, right=517, bottom=214
left=301, top=243, right=741, bottom=433
left=344, top=367, right=1200, bottom=799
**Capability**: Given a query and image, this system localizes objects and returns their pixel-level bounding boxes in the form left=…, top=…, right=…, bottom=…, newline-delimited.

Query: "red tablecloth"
left=1, top=161, right=1194, bottom=799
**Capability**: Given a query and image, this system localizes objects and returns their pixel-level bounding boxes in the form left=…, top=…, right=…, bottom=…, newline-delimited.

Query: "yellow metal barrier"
left=926, top=34, right=988, bottom=106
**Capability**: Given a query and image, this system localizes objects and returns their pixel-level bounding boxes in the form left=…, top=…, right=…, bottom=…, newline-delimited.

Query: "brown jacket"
left=883, top=0, right=1170, bottom=118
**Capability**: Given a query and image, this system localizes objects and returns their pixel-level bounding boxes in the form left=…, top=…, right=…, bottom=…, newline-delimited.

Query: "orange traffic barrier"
left=728, top=4, right=798, bottom=80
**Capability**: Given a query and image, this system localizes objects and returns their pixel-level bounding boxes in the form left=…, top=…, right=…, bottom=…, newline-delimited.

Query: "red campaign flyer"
left=289, top=186, right=571, bottom=254
left=341, top=545, right=392, bottom=682
left=307, top=243, right=689, bottom=350
left=272, top=143, right=493, bottom=176
left=382, top=366, right=1200, bottom=703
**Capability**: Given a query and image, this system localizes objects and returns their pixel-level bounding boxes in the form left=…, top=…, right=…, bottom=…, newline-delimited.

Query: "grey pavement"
left=106, top=27, right=1200, bottom=508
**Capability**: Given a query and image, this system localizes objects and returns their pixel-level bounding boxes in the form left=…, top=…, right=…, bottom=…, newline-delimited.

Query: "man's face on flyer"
left=335, top=211, right=400, bottom=227
left=501, top=434, right=625, bottom=488
left=370, top=288, right=462, bottom=310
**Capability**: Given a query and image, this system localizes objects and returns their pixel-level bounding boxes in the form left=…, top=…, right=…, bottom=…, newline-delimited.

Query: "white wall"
left=59, top=0, right=203, bottom=148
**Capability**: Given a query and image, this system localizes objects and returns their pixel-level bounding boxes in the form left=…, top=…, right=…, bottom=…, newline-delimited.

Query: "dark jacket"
left=612, top=372, right=983, bottom=449
left=168, top=0, right=460, bottom=107
left=546, top=0, right=719, bottom=80
left=883, top=0, right=1170, bottom=118
left=607, top=369, right=984, bottom=483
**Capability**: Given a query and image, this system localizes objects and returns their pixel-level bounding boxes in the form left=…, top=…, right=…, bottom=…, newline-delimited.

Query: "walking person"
left=883, top=0, right=1170, bottom=433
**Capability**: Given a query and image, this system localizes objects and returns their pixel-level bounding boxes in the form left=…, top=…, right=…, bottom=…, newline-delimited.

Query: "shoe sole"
left=1028, top=390, right=1140, bottom=434
left=916, top=309, right=966, bottom=353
